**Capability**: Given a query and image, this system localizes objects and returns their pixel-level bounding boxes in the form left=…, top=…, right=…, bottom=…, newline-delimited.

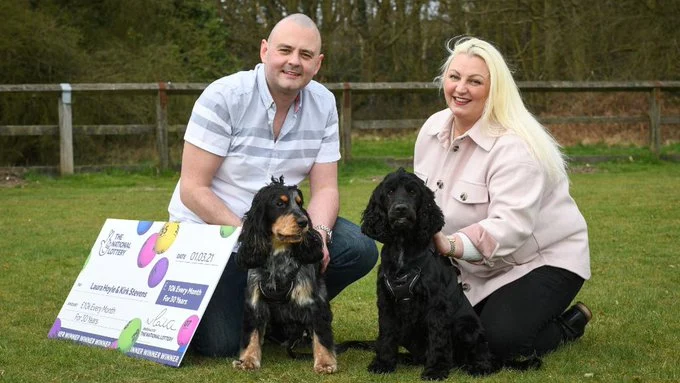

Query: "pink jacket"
left=414, top=109, right=591, bottom=305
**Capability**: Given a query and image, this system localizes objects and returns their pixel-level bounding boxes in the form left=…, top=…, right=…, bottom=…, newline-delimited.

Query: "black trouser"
left=473, top=265, right=585, bottom=360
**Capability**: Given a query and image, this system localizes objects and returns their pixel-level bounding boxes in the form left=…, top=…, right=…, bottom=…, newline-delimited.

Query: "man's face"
left=260, top=20, right=323, bottom=98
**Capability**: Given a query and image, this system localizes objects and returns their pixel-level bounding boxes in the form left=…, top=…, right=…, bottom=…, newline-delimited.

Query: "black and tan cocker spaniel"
left=361, top=168, right=540, bottom=380
left=232, top=176, right=337, bottom=374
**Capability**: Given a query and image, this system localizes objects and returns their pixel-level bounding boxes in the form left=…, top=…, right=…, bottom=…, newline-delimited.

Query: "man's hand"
left=306, top=162, right=339, bottom=274
left=321, top=242, right=330, bottom=273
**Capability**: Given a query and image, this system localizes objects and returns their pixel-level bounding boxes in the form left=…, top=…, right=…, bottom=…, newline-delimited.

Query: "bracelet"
left=313, top=224, right=333, bottom=244
left=445, top=236, right=456, bottom=258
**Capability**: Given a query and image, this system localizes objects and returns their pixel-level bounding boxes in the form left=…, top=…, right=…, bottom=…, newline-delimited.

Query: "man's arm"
left=305, top=161, right=339, bottom=271
left=179, top=142, right=242, bottom=226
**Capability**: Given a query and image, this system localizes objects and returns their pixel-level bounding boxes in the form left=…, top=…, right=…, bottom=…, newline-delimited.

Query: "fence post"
left=340, top=83, right=353, bottom=162
left=648, top=87, right=661, bottom=156
left=156, top=82, right=170, bottom=171
left=58, top=83, right=74, bottom=175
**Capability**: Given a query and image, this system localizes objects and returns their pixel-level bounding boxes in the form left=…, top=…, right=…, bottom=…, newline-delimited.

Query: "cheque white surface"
left=49, top=218, right=240, bottom=367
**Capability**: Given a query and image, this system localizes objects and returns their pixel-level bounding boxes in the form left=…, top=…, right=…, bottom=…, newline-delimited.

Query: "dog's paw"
left=232, top=357, right=260, bottom=371
left=368, top=358, right=396, bottom=374
left=421, top=368, right=449, bottom=381
left=313, top=345, right=337, bottom=374
left=313, top=360, right=337, bottom=374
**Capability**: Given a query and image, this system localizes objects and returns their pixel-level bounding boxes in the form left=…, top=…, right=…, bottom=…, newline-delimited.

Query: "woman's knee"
left=482, top=320, right=535, bottom=359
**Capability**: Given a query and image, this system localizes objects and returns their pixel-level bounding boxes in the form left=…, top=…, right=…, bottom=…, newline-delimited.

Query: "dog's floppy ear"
left=293, top=220, right=324, bottom=264
left=361, top=177, right=390, bottom=244
left=236, top=192, right=271, bottom=269
left=415, top=177, right=445, bottom=244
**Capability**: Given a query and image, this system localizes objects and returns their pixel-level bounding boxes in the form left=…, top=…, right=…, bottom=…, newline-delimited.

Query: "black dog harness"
left=384, top=244, right=461, bottom=302
left=258, top=280, right=295, bottom=304
left=384, top=268, right=421, bottom=301
left=256, top=261, right=304, bottom=304
left=383, top=244, right=436, bottom=302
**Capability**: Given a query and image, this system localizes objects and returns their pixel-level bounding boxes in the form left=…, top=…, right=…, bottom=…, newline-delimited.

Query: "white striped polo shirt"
left=168, top=63, right=340, bottom=223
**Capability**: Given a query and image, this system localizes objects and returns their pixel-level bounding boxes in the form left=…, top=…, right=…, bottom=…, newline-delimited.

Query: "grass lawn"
left=1, top=159, right=679, bottom=382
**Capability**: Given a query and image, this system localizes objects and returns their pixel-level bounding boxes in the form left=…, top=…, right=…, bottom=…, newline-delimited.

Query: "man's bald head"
left=268, top=13, right=322, bottom=52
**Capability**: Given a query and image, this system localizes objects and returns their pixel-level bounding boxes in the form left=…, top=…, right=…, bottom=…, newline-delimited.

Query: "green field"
left=1, top=160, right=678, bottom=382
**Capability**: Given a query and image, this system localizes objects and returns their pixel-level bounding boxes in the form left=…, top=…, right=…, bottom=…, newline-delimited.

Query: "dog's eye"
left=408, top=188, right=417, bottom=195
left=276, top=194, right=289, bottom=208
left=387, top=189, right=394, bottom=195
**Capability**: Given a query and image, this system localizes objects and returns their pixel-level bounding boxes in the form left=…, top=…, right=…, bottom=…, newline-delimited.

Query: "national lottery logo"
left=98, top=230, right=132, bottom=257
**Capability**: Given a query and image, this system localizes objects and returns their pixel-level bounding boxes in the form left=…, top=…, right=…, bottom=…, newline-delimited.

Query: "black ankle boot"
left=558, top=302, right=592, bottom=342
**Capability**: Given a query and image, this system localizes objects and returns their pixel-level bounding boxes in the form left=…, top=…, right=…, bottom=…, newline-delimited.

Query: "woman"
left=414, top=37, right=592, bottom=359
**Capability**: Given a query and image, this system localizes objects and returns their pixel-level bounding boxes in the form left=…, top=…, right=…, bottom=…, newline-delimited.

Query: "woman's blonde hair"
left=436, top=37, right=567, bottom=182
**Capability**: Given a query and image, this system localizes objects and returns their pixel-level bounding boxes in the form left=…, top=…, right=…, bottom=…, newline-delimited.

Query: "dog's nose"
left=296, top=216, right=309, bottom=228
left=393, top=204, right=408, bottom=215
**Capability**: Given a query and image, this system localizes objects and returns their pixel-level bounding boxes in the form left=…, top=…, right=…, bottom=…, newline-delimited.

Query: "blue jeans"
left=190, top=217, right=378, bottom=357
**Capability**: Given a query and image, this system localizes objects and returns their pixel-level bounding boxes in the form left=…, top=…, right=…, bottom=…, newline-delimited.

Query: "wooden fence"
left=1, top=81, right=679, bottom=175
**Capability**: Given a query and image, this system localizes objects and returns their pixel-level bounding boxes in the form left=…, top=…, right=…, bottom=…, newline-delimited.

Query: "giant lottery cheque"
left=48, top=219, right=240, bottom=367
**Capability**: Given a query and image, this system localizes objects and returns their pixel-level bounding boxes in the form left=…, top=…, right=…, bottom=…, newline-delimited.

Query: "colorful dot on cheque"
left=154, top=222, right=180, bottom=254
left=136, top=220, right=154, bottom=235
left=219, top=225, right=237, bottom=238
left=177, top=315, right=200, bottom=346
left=117, top=318, right=142, bottom=353
left=148, top=257, right=169, bottom=288
left=137, top=233, right=159, bottom=268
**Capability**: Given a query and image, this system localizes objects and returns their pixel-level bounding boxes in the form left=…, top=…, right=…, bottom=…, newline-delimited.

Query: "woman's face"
left=443, top=54, right=491, bottom=129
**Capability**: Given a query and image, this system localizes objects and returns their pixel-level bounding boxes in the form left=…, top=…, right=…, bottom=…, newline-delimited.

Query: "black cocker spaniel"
left=361, top=168, right=540, bottom=380
left=232, top=176, right=337, bottom=374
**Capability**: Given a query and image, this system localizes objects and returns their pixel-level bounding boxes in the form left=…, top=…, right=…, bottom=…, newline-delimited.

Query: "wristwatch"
left=314, top=224, right=333, bottom=244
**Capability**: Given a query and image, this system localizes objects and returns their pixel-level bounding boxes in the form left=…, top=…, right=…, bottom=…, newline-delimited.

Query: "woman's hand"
left=433, top=232, right=460, bottom=259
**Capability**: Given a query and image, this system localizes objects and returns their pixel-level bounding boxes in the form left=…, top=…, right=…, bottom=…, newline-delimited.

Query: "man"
left=167, top=13, right=378, bottom=357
